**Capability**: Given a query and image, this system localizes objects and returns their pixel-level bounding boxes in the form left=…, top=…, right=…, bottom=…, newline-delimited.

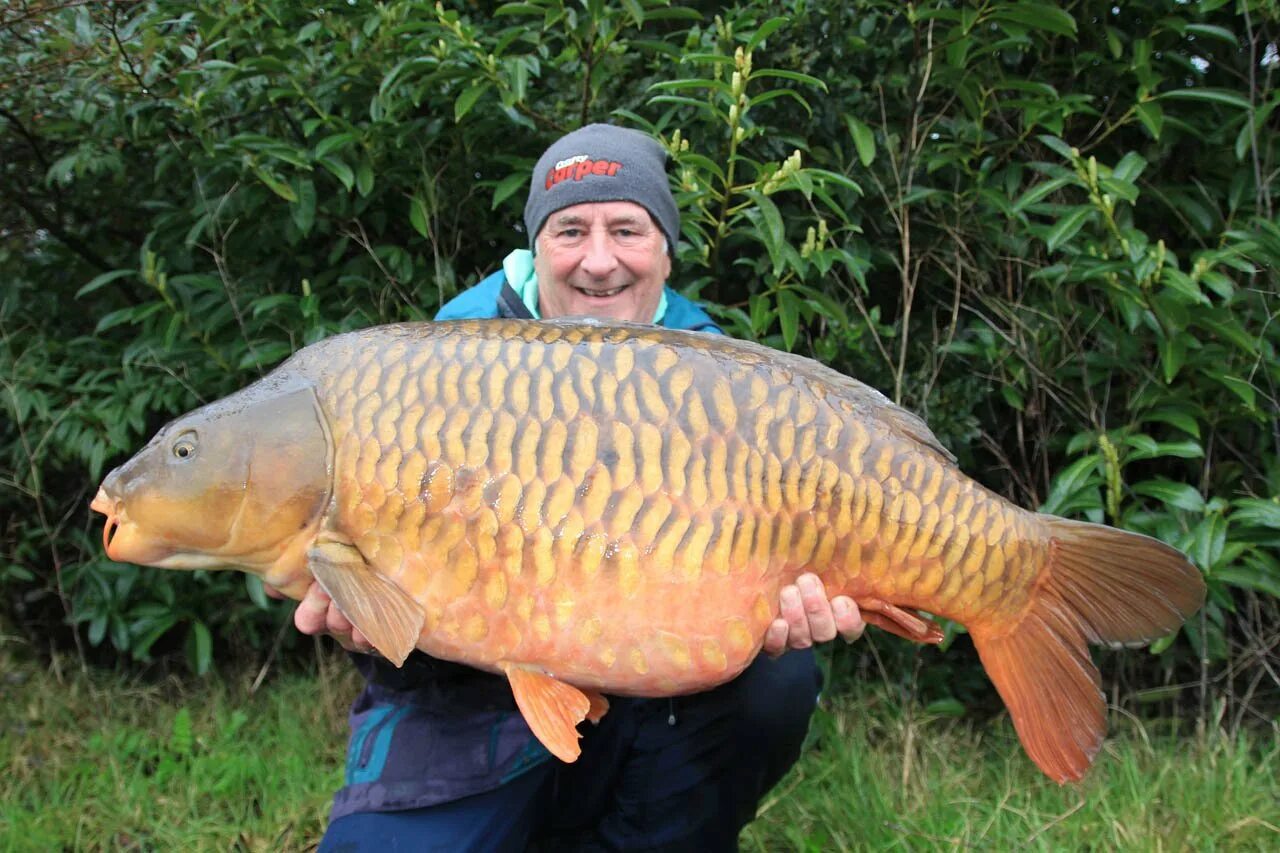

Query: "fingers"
left=263, top=583, right=286, bottom=601
left=796, top=574, right=837, bottom=644
left=831, top=596, right=866, bottom=643
left=763, top=617, right=790, bottom=658
left=780, top=582, right=812, bottom=650
left=294, top=584, right=332, bottom=636
left=767, top=575, right=867, bottom=657
left=292, top=582, right=376, bottom=655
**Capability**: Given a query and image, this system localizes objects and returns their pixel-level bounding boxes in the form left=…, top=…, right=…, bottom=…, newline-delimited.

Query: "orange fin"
left=585, top=690, right=610, bottom=724
left=857, top=598, right=944, bottom=644
left=307, top=541, right=426, bottom=667
left=970, top=516, right=1205, bottom=783
left=502, top=663, right=593, bottom=763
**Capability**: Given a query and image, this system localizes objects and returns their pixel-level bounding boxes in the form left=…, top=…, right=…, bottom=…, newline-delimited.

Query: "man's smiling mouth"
left=573, top=284, right=630, bottom=298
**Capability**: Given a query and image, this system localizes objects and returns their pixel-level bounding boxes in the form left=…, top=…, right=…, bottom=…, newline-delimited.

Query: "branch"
left=0, top=180, right=110, bottom=270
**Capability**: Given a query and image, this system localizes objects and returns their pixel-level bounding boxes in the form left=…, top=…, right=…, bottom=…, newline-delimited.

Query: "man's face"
left=533, top=201, right=671, bottom=323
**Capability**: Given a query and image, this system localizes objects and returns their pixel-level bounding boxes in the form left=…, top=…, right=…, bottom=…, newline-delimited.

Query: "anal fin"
left=857, top=598, right=944, bottom=644
left=307, top=540, right=426, bottom=667
left=502, top=663, right=604, bottom=763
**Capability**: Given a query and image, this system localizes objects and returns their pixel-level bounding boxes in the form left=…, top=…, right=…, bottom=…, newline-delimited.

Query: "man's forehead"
left=547, top=201, right=654, bottom=226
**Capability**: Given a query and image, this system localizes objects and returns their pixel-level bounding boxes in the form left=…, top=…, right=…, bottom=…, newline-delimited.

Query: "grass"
left=2, top=650, right=1277, bottom=852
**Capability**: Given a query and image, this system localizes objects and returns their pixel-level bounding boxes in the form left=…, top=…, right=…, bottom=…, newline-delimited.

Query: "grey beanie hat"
left=524, top=124, right=679, bottom=256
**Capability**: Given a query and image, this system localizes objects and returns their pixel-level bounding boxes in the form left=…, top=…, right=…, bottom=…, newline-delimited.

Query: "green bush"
left=2, top=0, right=1276, bottom=720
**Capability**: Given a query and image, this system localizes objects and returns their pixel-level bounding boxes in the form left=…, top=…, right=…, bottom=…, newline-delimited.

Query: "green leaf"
left=491, top=171, right=527, bottom=209
left=745, top=190, right=786, bottom=276
left=807, top=168, right=862, bottom=196
left=1040, top=454, right=1102, bottom=515
left=1232, top=498, right=1280, bottom=530
left=1158, top=334, right=1186, bottom=383
left=455, top=82, right=490, bottom=122
left=315, top=132, right=356, bottom=159
left=993, top=4, right=1078, bottom=38
left=1132, top=479, right=1205, bottom=513
left=1037, top=135, right=1076, bottom=161
left=254, top=168, right=297, bottom=202
left=620, top=0, right=644, bottom=27
left=747, top=17, right=791, bottom=52
left=925, top=698, right=966, bottom=717
left=1135, top=101, right=1164, bottom=139
left=1212, top=564, right=1280, bottom=599
left=319, top=157, right=354, bottom=191
left=356, top=160, right=375, bottom=197
left=777, top=288, right=799, bottom=352
left=1185, top=24, right=1239, bottom=47
left=409, top=194, right=430, bottom=238
left=750, top=69, right=828, bottom=91
left=1142, top=408, right=1201, bottom=438
left=291, top=178, right=316, bottom=236
left=1112, top=151, right=1147, bottom=183
left=187, top=621, right=212, bottom=676
left=494, top=3, right=542, bottom=15
left=76, top=269, right=136, bottom=298
left=1044, top=206, right=1092, bottom=252
left=1210, top=373, right=1256, bottom=409
left=1012, top=176, right=1072, bottom=212
left=1156, top=88, right=1253, bottom=110
left=844, top=116, right=876, bottom=167
left=245, top=574, right=271, bottom=609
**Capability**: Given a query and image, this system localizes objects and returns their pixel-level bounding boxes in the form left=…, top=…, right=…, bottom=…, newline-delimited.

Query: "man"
left=293, top=124, right=864, bottom=850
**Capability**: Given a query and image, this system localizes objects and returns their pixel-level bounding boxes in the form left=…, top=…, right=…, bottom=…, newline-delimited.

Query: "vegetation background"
left=1, top=0, right=1277, bottom=847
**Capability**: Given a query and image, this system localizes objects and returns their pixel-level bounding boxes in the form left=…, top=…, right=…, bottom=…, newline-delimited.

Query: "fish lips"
left=91, top=486, right=174, bottom=566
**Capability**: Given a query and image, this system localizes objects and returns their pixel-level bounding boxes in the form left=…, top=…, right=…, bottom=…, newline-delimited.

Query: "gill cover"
left=93, top=377, right=333, bottom=571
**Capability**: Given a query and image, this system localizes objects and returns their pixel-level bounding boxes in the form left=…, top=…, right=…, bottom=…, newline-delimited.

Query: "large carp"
left=91, top=319, right=1203, bottom=782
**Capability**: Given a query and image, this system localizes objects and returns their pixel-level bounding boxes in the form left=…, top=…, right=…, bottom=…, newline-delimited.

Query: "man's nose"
left=579, top=230, right=618, bottom=277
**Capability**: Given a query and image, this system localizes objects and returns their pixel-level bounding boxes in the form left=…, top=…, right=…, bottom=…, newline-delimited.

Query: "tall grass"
left=0, top=649, right=354, bottom=851
left=741, top=694, right=1280, bottom=851
left=2, top=649, right=1276, bottom=851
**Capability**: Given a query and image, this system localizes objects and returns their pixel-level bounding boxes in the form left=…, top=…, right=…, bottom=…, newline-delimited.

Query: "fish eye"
left=172, top=431, right=198, bottom=461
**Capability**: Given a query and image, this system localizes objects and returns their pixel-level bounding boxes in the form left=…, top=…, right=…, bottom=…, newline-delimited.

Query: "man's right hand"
left=265, top=581, right=377, bottom=655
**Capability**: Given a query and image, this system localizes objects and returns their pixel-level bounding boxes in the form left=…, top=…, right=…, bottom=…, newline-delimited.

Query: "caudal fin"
left=970, top=517, right=1205, bottom=783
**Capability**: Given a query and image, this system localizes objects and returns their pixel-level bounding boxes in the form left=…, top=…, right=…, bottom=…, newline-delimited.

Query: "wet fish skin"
left=91, top=318, right=1204, bottom=781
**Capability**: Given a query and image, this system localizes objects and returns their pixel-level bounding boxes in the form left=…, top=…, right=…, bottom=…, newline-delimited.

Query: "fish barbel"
left=90, top=318, right=1204, bottom=781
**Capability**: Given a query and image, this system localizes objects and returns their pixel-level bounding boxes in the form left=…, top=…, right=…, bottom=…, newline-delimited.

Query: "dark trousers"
left=320, top=650, right=821, bottom=852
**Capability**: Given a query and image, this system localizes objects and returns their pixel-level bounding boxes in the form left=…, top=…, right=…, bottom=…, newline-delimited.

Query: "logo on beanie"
left=545, top=154, right=623, bottom=190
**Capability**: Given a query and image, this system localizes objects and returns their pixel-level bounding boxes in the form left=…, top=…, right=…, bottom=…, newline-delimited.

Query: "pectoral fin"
left=307, top=541, right=425, bottom=667
left=502, top=663, right=608, bottom=763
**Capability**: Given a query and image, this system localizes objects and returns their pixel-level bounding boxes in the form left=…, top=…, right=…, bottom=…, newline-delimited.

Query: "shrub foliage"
left=2, top=0, right=1276, bottom=717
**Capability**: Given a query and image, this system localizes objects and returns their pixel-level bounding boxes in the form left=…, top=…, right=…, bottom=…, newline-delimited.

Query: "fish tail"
left=969, top=516, right=1205, bottom=783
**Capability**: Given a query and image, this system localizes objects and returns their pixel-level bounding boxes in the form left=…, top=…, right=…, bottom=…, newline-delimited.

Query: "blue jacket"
left=330, top=269, right=721, bottom=821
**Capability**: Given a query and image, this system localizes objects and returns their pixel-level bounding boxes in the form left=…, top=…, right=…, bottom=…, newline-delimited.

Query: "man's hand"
left=764, top=573, right=864, bottom=657
left=264, top=581, right=376, bottom=655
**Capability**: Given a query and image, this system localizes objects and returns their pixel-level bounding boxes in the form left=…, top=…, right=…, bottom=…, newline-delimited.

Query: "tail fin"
left=969, top=517, right=1205, bottom=783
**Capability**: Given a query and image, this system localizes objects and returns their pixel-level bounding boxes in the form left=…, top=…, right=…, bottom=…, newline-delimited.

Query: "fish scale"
left=92, top=318, right=1204, bottom=782
left=312, top=321, right=1033, bottom=684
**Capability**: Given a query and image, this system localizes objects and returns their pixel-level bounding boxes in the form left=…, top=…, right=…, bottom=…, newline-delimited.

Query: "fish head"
left=90, top=377, right=333, bottom=577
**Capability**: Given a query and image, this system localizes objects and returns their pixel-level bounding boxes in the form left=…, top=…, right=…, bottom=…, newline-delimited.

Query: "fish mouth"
left=89, top=487, right=172, bottom=565
left=90, top=487, right=120, bottom=557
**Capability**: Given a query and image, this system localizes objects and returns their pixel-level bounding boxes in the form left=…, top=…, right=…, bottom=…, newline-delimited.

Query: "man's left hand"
left=765, top=573, right=864, bottom=657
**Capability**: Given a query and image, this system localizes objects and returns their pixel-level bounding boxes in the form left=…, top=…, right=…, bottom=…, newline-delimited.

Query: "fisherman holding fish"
left=93, top=122, right=1204, bottom=839
left=291, top=125, right=865, bottom=850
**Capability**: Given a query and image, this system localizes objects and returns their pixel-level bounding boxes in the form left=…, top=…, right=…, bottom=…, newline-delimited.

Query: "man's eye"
left=560, top=228, right=582, bottom=238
